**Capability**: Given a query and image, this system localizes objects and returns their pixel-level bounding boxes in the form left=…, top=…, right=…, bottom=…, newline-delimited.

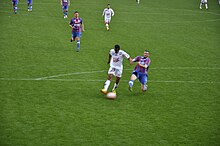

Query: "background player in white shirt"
left=200, top=0, right=208, bottom=10
left=136, top=0, right=140, bottom=4
left=102, top=4, right=114, bottom=31
left=101, top=45, right=132, bottom=94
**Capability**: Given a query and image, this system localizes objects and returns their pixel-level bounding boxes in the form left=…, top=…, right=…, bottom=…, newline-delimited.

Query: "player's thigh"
left=139, top=74, right=148, bottom=85
left=12, top=1, right=18, bottom=5
left=115, top=69, right=122, bottom=78
left=108, top=67, right=116, bottom=76
left=105, top=18, right=111, bottom=23
left=27, top=0, right=32, bottom=4
left=75, top=32, right=82, bottom=40
left=64, top=5, right=68, bottom=11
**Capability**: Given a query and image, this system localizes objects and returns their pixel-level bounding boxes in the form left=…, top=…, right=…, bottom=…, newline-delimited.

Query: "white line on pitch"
left=34, top=70, right=106, bottom=80
left=0, top=78, right=220, bottom=84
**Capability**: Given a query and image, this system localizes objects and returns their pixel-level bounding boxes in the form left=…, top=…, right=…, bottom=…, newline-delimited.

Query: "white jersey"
left=102, top=8, right=114, bottom=19
left=109, top=49, right=130, bottom=70
left=201, top=0, right=207, bottom=3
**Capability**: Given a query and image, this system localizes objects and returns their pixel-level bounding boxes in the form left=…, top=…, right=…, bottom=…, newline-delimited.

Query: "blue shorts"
left=132, top=71, right=148, bottom=85
left=62, top=5, right=68, bottom=11
left=27, top=0, right=32, bottom=4
left=72, top=32, right=81, bottom=39
left=12, top=0, right=18, bottom=5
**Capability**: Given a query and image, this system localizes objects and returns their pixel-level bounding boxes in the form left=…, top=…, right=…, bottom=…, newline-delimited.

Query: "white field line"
left=1, top=67, right=220, bottom=84
left=29, top=67, right=220, bottom=80
left=0, top=78, right=219, bottom=84
left=34, top=70, right=106, bottom=80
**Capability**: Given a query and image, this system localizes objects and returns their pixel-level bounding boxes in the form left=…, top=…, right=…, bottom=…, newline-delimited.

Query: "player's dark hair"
left=74, top=11, right=79, bottom=14
left=145, top=50, right=149, bottom=53
left=115, top=44, right=120, bottom=50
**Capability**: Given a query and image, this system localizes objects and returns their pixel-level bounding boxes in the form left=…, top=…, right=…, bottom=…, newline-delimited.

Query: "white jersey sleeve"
left=109, top=49, right=130, bottom=70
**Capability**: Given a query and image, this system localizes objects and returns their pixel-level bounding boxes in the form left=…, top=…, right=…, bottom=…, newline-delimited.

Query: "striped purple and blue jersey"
left=69, top=18, right=83, bottom=32
left=133, top=56, right=151, bottom=74
left=62, top=0, right=69, bottom=6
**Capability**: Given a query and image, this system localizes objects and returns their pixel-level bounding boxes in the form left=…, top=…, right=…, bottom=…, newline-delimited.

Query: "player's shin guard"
left=129, top=80, right=134, bottom=87
left=205, top=3, right=208, bottom=9
left=14, top=6, right=18, bottom=13
left=30, top=5, right=32, bottom=11
left=112, top=83, right=119, bottom=91
left=76, top=40, right=80, bottom=51
left=104, top=80, right=111, bottom=91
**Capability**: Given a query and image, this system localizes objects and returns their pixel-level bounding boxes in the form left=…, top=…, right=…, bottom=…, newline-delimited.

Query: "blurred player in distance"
left=12, top=0, right=18, bottom=14
left=199, top=0, right=208, bottom=10
left=61, top=0, right=70, bottom=18
left=136, top=0, right=140, bottom=4
left=27, top=0, right=33, bottom=12
left=101, top=45, right=132, bottom=94
left=129, top=50, right=151, bottom=92
left=69, top=11, right=85, bottom=52
left=102, top=4, right=114, bottom=31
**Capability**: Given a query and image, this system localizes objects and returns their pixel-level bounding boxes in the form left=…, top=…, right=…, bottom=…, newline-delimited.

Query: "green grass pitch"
left=0, top=0, right=220, bottom=145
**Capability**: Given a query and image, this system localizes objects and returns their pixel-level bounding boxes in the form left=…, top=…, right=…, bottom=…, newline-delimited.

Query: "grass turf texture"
left=0, top=0, right=220, bottom=145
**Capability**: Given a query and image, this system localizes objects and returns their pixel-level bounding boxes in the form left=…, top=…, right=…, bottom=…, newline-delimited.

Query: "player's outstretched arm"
left=81, top=23, right=85, bottom=32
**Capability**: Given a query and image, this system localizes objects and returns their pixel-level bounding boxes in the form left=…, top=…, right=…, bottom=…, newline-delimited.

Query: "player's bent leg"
left=101, top=74, right=113, bottom=94
left=140, top=75, right=148, bottom=92
left=112, top=76, right=121, bottom=93
left=128, top=74, right=137, bottom=92
left=141, top=84, right=148, bottom=92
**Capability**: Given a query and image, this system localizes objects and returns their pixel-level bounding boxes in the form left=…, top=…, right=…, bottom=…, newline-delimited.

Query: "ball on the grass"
left=106, top=92, right=117, bottom=99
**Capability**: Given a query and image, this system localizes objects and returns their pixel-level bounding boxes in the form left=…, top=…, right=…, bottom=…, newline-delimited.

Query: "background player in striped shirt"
left=129, top=50, right=151, bottom=92
left=61, top=0, right=70, bottom=18
left=102, top=4, right=114, bottom=31
left=69, top=11, right=85, bottom=52
left=101, top=45, right=132, bottom=94
left=27, top=0, right=33, bottom=12
left=12, top=0, right=18, bottom=14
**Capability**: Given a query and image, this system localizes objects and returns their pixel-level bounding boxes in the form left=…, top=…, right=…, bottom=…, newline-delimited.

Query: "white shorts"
left=108, top=67, right=122, bottom=77
left=104, top=18, right=111, bottom=23
left=201, top=0, right=207, bottom=3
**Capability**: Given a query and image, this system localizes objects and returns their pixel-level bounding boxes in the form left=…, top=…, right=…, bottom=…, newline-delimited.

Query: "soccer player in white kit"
left=101, top=45, right=132, bottom=94
left=102, top=4, right=114, bottom=31
left=200, top=0, right=208, bottom=10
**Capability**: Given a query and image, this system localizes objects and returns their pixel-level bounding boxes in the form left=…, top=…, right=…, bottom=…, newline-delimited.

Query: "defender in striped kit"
left=129, top=50, right=151, bottom=92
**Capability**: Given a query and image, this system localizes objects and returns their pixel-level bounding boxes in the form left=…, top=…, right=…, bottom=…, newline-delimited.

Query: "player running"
left=102, top=4, right=114, bottom=31
left=27, top=0, right=33, bottom=12
left=61, top=0, right=70, bottom=18
left=101, top=45, right=132, bottom=94
left=128, top=50, right=151, bottom=92
left=69, top=11, right=85, bottom=52
left=199, top=0, right=208, bottom=10
left=12, top=0, right=18, bottom=14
